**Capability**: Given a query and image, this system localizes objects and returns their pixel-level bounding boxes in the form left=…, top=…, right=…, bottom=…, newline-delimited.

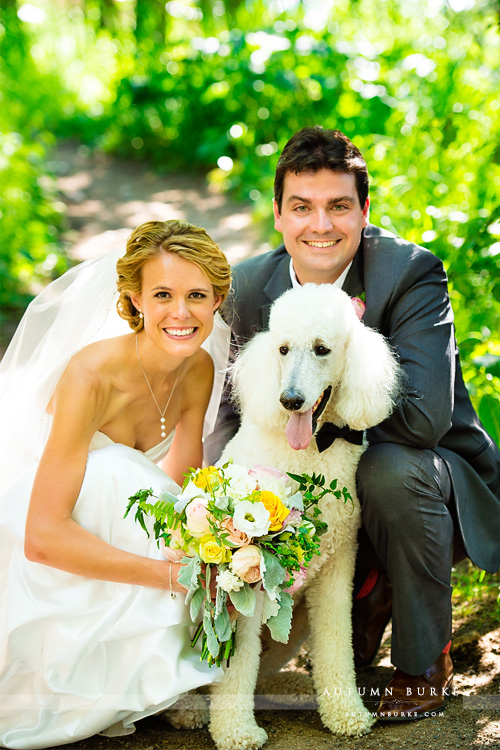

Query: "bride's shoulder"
left=69, top=335, right=133, bottom=373
left=183, top=347, right=214, bottom=381
left=55, top=335, right=134, bottom=399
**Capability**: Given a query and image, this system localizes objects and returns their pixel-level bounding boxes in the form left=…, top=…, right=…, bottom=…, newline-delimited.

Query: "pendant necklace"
left=136, top=334, right=182, bottom=439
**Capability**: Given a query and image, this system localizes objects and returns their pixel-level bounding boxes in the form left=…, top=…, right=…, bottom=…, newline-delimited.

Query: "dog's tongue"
left=285, top=408, right=313, bottom=450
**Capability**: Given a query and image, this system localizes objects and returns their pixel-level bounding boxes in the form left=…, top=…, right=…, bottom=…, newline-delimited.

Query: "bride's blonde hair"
left=116, top=220, right=231, bottom=331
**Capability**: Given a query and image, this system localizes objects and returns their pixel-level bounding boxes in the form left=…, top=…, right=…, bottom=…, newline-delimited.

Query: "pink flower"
left=185, top=498, right=211, bottom=536
left=160, top=538, right=186, bottom=562
left=249, top=465, right=288, bottom=483
left=231, top=544, right=263, bottom=584
left=282, top=508, right=302, bottom=528
left=219, top=516, right=251, bottom=548
left=351, top=297, right=366, bottom=320
left=286, top=566, right=308, bottom=595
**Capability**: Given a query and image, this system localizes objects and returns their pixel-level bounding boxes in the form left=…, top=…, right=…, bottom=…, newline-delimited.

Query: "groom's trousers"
left=356, top=441, right=465, bottom=676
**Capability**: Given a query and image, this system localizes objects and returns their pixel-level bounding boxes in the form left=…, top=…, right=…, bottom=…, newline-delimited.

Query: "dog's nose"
left=280, top=390, right=305, bottom=411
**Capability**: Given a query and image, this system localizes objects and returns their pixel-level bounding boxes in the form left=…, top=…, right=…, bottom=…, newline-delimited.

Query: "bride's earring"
left=138, top=311, right=143, bottom=319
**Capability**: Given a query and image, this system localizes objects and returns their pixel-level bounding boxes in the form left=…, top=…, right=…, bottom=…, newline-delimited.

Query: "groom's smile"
left=273, top=169, right=370, bottom=286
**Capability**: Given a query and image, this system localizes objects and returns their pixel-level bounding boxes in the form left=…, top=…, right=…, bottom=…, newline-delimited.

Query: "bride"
left=0, top=220, right=231, bottom=749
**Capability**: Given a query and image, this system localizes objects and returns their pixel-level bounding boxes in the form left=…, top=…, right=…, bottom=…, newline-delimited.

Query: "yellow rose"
left=258, top=490, right=290, bottom=531
left=193, top=466, right=222, bottom=493
left=199, top=534, right=230, bottom=565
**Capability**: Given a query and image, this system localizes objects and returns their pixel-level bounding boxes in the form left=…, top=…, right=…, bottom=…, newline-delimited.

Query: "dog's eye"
left=279, top=346, right=289, bottom=356
left=315, top=345, right=331, bottom=357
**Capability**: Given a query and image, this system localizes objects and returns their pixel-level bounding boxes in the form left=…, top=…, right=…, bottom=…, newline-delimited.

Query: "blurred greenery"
left=1, top=0, right=499, bottom=447
left=452, top=559, right=500, bottom=622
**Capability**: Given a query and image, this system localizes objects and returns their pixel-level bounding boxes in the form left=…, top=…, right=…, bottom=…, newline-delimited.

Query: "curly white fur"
left=209, top=285, right=401, bottom=748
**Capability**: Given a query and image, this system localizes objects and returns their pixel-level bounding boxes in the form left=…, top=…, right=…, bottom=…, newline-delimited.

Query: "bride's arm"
left=161, top=350, right=215, bottom=485
left=24, top=360, right=185, bottom=592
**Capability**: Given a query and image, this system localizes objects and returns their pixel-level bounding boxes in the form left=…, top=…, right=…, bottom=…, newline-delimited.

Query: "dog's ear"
left=334, top=322, right=400, bottom=430
left=232, top=331, right=282, bottom=426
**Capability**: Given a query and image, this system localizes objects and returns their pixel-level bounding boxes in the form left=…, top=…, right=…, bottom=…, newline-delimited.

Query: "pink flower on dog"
left=286, top=566, right=308, bottom=595
left=249, top=465, right=288, bottom=482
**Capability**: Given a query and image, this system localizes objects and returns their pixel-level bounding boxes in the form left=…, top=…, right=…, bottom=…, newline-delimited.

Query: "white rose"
left=222, top=464, right=257, bottom=497
left=232, top=499, right=270, bottom=537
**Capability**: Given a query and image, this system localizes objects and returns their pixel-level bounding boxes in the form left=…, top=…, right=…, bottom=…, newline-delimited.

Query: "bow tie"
left=315, top=423, right=364, bottom=453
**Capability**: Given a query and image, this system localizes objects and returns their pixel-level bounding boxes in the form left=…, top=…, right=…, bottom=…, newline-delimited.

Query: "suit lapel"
left=342, top=237, right=364, bottom=298
left=258, top=248, right=292, bottom=330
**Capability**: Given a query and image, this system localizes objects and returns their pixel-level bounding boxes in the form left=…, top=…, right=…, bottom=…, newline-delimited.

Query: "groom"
left=206, top=126, right=500, bottom=719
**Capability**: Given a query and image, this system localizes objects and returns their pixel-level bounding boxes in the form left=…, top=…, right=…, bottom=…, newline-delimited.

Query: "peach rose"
left=219, top=516, right=251, bottom=548
left=185, top=498, right=211, bottom=536
left=258, top=490, right=290, bottom=531
left=231, top=544, right=263, bottom=584
left=160, top=538, right=185, bottom=562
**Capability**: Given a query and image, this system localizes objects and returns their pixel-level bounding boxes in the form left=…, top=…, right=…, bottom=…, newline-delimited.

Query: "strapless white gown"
left=0, top=432, right=222, bottom=750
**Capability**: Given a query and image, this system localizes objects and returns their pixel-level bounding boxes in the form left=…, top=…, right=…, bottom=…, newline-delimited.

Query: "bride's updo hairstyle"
left=116, top=219, right=231, bottom=331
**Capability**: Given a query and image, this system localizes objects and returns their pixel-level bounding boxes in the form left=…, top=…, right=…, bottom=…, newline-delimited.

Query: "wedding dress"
left=0, top=250, right=230, bottom=749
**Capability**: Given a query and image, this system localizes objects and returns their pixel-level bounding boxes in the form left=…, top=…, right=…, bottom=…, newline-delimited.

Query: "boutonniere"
left=351, top=293, right=366, bottom=320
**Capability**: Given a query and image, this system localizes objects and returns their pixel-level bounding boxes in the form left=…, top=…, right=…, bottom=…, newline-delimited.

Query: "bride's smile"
left=132, top=252, right=221, bottom=361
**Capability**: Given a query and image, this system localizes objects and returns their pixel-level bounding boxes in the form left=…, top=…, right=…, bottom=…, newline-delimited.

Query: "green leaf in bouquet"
left=214, top=605, right=232, bottom=642
left=178, top=554, right=202, bottom=594
left=286, top=491, right=304, bottom=511
left=261, top=547, right=287, bottom=600
left=286, top=472, right=307, bottom=485
left=173, top=493, right=195, bottom=514
left=189, top=586, right=205, bottom=621
left=215, top=573, right=227, bottom=616
left=214, top=494, right=232, bottom=512
left=265, top=591, right=293, bottom=644
left=157, top=489, right=180, bottom=504
left=228, top=583, right=256, bottom=617
left=203, top=610, right=221, bottom=658
left=261, top=592, right=280, bottom=624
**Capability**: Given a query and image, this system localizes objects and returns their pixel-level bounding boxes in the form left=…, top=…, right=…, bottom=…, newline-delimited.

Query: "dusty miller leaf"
left=177, top=554, right=202, bottom=596
left=265, top=592, right=293, bottom=644
left=214, top=605, right=232, bottom=642
left=228, top=583, right=256, bottom=617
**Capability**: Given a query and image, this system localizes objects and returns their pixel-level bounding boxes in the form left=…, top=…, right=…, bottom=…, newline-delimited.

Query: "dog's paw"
left=209, top=721, right=268, bottom=750
left=320, top=704, right=375, bottom=737
left=160, top=692, right=209, bottom=729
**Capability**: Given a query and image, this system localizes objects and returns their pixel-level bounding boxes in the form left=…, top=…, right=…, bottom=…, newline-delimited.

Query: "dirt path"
left=37, top=142, right=500, bottom=749
left=53, top=140, right=267, bottom=265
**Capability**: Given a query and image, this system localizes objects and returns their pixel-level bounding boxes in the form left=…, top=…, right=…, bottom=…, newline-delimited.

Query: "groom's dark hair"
left=274, top=126, right=369, bottom=211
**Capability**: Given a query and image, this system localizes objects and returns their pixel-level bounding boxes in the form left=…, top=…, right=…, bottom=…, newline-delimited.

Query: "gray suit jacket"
left=218, top=224, right=500, bottom=573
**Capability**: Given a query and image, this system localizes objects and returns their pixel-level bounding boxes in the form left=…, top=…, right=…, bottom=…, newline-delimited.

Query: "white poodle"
left=208, top=284, right=401, bottom=750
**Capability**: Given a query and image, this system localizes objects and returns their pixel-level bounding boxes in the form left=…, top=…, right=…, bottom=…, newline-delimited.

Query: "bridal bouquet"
left=125, top=461, right=351, bottom=666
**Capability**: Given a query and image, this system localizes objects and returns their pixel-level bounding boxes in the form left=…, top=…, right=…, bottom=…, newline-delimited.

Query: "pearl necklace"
left=135, top=334, right=181, bottom=439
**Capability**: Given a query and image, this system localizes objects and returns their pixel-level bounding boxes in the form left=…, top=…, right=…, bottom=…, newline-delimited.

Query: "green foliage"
left=0, top=3, right=70, bottom=328
left=2, top=0, right=499, bottom=438
left=452, top=559, right=500, bottom=622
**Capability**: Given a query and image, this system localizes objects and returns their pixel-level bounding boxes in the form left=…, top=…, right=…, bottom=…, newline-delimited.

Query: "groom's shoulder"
left=363, top=223, right=441, bottom=272
left=234, top=245, right=288, bottom=276
left=232, top=245, right=288, bottom=291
